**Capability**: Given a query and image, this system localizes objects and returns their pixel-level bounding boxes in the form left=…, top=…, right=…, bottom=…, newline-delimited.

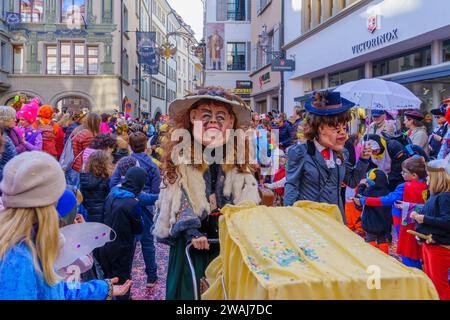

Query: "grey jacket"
left=284, top=141, right=369, bottom=223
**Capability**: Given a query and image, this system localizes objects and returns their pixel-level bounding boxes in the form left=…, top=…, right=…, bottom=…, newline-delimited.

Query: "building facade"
left=0, top=0, right=201, bottom=119
left=0, top=0, right=119, bottom=113
left=250, top=0, right=283, bottom=114
left=283, top=0, right=450, bottom=122
left=204, top=0, right=252, bottom=105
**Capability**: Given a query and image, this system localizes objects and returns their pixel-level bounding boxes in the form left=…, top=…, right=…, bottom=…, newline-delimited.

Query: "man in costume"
left=153, top=87, right=261, bottom=300
left=284, top=91, right=372, bottom=223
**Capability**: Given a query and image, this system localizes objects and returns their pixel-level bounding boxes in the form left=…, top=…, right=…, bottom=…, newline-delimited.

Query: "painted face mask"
left=55, top=222, right=116, bottom=271
left=190, top=103, right=235, bottom=148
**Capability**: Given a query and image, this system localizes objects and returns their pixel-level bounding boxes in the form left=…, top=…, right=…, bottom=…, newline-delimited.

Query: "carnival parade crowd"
left=0, top=87, right=449, bottom=300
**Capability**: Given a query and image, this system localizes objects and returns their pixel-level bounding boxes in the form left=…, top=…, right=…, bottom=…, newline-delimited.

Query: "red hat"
left=404, top=110, right=424, bottom=121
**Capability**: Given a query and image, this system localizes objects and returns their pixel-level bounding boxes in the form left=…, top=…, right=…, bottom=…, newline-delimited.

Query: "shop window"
left=227, top=42, right=246, bottom=71
left=372, top=46, right=432, bottom=77
left=20, top=0, right=44, bottom=23
left=329, top=66, right=365, bottom=87
left=443, top=39, right=450, bottom=62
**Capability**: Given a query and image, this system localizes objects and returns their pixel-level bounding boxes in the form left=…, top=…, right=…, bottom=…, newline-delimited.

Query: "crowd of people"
left=0, top=88, right=448, bottom=300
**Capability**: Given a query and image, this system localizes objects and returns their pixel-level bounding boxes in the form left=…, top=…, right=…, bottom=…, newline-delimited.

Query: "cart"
left=185, top=239, right=226, bottom=300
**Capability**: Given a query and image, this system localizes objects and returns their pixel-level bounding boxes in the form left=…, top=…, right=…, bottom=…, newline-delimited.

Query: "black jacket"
left=416, top=192, right=450, bottom=245
left=80, top=173, right=110, bottom=223
left=98, top=167, right=147, bottom=284
left=358, top=170, right=392, bottom=236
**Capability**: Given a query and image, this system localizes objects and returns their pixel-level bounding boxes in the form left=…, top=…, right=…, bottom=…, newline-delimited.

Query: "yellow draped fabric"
left=202, top=201, right=438, bottom=300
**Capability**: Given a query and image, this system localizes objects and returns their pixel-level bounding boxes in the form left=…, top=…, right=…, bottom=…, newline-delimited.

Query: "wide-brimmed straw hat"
left=168, top=87, right=252, bottom=127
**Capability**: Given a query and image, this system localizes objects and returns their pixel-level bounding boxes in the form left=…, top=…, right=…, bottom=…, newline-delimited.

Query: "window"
left=257, top=0, right=271, bottom=14
left=13, top=45, right=24, bottom=74
left=122, top=50, right=129, bottom=81
left=74, top=43, right=85, bottom=75
left=227, top=42, right=246, bottom=71
left=311, top=76, right=325, bottom=91
left=87, top=46, right=98, bottom=75
left=329, top=66, right=365, bottom=87
left=443, top=39, right=450, bottom=62
left=46, top=42, right=98, bottom=75
left=61, top=0, right=86, bottom=24
left=0, top=42, right=7, bottom=69
left=20, top=0, right=44, bottom=23
left=372, top=46, right=432, bottom=77
left=227, top=0, right=246, bottom=21
left=123, top=5, right=129, bottom=33
left=46, top=45, right=57, bottom=74
left=152, top=80, right=165, bottom=99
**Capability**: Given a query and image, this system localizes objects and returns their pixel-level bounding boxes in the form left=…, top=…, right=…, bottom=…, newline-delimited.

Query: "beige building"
left=250, top=0, right=283, bottom=114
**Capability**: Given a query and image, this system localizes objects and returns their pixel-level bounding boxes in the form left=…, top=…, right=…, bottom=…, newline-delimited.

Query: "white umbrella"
left=335, top=78, right=422, bottom=110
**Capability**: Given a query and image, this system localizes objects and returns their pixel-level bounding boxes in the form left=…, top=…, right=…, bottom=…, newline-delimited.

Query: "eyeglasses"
left=401, top=170, right=412, bottom=175
left=329, top=124, right=348, bottom=134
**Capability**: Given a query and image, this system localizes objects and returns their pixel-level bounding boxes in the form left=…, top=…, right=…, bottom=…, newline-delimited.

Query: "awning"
left=388, top=63, right=450, bottom=84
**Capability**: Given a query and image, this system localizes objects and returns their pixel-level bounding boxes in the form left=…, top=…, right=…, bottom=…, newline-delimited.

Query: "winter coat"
left=153, top=163, right=261, bottom=243
left=416, top=192, right=450, bottom=245
left=64, top=123, right=80, bottom=145
left=110, top=152, right=160, bottom=195
left=357, top=170, right=392, bottom=236
left=0, top=243, right=108, bottom=300
left=278, top=122, right=292, bottom=148
left=72, top=129, right=95, bottom=172
left=5, top=127, right=27, bottom=154
left=429, top=123, right=448, bottom=159
left=408, top=126, right=429, bottom=154
left=0, top=135, right=17, bottom=182
left=289, top=118, right=302, bottom=144
left=99, top=168, right=148, bottom=283
left=284, top=140, right=369, bottom=222
left=79, top=172, right=111, bottom=223
left=100, top=122, right=112, bottom=134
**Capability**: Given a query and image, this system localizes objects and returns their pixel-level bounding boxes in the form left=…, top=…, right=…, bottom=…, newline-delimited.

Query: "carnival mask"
left=318, top=123, right=349, bottom=152
left=190, top=103, right=235, bottom=147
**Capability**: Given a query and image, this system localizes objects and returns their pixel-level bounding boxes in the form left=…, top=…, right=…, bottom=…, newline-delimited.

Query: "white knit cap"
left=0, top=151, right=66, bottom=209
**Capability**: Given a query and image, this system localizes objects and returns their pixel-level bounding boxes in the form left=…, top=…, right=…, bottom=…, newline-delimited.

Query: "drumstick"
left=407, top=230, right=435, bottom=244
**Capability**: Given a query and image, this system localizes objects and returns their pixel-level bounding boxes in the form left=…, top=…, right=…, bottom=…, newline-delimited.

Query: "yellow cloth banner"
left=203, top=201, right=439, bottom=300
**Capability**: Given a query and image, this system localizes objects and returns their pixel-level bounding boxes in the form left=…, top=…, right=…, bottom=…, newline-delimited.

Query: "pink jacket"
left=100, top=122, right=112, bottom=134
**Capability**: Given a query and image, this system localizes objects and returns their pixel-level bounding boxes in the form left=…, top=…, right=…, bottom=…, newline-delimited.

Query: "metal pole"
left=120, top=0, right=124, bottom=113
left=138, top=0, right=142, bottom=119
left=280, top=0, right=286, bottom=114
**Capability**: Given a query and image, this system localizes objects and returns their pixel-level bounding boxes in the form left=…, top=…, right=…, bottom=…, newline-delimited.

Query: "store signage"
left=5, top=12, right=21, bottom=26
left=233, top=88, right=252, bottom=94
left=236, top=80, right=253, bottom=89
left=259, top=72, right=271, bottom=89
left=352, top=28, right=399, bottom=55
left=272, top=58, right=296, bottom=72
left=367, top=15, right=378, bottom=33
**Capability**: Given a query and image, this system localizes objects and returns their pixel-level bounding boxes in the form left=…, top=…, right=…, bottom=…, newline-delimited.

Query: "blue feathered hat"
left=304, top=91, right=355, bottom=116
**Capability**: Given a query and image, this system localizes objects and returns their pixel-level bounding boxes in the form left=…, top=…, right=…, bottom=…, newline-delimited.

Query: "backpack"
left=381, top=132, right=429, bottom=162
left=59, top=130, right=84, bottom=172
left=39, top=122, right=57, bottom=157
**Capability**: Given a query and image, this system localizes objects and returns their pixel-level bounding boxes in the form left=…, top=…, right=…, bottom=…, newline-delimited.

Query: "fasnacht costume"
left=153, top=88, right=261, bottom=300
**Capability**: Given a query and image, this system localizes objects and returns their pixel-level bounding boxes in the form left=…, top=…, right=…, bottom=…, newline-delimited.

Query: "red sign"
left=367, top=15, right=378, bottom=33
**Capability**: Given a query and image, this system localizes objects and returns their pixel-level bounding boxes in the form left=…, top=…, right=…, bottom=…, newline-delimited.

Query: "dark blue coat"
left=284, top=140, right=369, bottom=222
left=416, top=192, right=450, bottom=245
left=80, top=173, right=110, bottom=223
left=357, top=170, right=392, bottom=236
